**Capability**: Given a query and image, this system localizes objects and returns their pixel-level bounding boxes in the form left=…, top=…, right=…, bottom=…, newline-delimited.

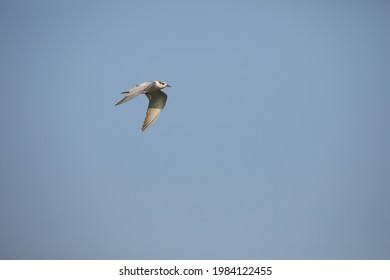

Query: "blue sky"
left=1, top=0, right=390, bottom=259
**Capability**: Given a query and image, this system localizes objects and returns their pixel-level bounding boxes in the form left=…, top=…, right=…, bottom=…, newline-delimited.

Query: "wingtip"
left=141, top=124, right=151, bottom=132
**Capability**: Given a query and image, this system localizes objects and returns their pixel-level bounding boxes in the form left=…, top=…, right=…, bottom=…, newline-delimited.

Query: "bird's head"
left=155, top=80, right=171, bottom=89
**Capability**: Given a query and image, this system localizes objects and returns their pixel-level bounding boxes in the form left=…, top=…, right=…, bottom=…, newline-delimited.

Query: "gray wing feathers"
left=115, top=82, right=154, bottom=106
left=142, top=91, right=168, bottom=131
left=115, top=94, right=137, bottom=106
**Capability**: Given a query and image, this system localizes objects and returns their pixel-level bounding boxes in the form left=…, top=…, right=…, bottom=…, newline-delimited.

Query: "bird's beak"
left=166, top=84, right=171, bottom=87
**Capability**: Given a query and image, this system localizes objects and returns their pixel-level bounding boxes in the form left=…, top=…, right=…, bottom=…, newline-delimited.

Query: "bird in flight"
left=115, top=81, right=171, bottom=131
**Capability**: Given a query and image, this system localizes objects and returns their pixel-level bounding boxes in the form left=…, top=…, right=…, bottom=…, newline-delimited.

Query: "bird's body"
left=115, top=81, right=171, bottom=131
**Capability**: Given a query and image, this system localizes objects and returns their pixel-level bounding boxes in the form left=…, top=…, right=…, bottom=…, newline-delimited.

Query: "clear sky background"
left=1, top=0, right=389, bottom=259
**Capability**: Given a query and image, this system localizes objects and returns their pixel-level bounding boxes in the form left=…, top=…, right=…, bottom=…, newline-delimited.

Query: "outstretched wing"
left=115, top=81, right=155, bottom=106
left=142, top=91, right=168, bottom=131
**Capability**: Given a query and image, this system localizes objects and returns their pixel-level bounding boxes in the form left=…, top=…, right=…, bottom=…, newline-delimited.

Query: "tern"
left=115, top=81, right=171, bottom=131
